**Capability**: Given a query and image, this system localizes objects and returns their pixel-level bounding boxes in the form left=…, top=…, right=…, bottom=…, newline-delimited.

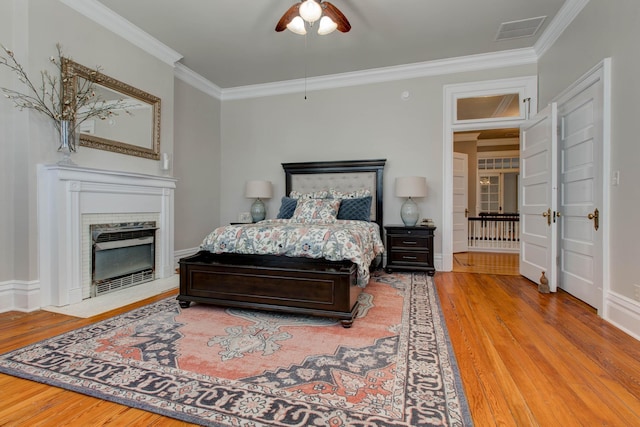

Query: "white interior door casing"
left=519, top=103, right=558, bottom=291
left=453, top=152, right=468, bottom=253
left=443, top=76, right=538, bottom=271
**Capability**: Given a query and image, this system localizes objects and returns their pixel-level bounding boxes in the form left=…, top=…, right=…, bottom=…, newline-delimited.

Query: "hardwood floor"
left=1, top=273, right=640, bottom=426
left=437, top=272, right=640, bottom=426
left=453, top=251, right=519, bottom=275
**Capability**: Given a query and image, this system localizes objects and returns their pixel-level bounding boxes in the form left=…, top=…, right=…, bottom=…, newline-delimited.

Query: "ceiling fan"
left=275, top=0, right=351, bottom=35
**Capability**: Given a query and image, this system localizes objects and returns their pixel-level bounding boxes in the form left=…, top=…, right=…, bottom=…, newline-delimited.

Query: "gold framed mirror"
left=61, top=58, right=161, bottom=160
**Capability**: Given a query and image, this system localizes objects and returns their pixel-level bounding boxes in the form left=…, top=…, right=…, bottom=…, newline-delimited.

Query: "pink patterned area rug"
left=0, top=272, right=472, bottom=426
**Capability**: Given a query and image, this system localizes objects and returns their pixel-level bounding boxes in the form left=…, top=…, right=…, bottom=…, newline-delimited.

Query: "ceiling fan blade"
left=322, top=2, right=351, bottom=33
left=275, top=3, right=301, bottom=32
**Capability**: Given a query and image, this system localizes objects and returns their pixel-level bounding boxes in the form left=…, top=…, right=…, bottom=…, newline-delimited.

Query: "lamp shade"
left=245, top=180, right=273, bottom=199
left=395, top=176, right=427, bottom=198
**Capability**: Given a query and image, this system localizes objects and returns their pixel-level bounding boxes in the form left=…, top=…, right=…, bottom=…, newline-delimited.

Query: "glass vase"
left=57, top=120, right=77, bottom=166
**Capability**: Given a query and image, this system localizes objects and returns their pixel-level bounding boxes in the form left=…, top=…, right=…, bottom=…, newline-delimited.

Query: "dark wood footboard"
left=178, top=251, right=363, bottom=328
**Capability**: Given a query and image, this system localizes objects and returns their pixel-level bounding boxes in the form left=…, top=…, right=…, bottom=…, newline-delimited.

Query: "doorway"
left=453, top=128, right=522, bottom=274
left=442, top=76, right=538, bottom=272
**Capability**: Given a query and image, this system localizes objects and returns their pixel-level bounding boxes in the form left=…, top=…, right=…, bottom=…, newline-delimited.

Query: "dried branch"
left=0, top=43, right=129, bottom=147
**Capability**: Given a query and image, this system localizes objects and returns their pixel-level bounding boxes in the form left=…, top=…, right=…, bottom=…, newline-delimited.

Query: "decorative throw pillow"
left=289, top=190, right=329, bottom=200
left=291, top=199, right=341, bottom=223
left=276, top=197, right=298, bottom=219
left=337, top=196, right=372, bottom=221
left=330, top=188, right=371, bottom=199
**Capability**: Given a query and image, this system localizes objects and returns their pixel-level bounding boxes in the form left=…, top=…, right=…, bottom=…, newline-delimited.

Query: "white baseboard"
left=174, top=247, right=200, bottom=268
left=0, top=280, right=41, bottom=313
left=1, top=246, right=201, bottom=314
left=604, top=291, right=640, bottom=341
left=434, top=253, right=444, bottom=272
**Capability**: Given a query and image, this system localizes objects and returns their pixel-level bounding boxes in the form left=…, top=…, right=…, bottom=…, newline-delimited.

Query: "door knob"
left=554, top=211, right=561, bottom=223
left=587, top=208, right=599, bottom=231
left=465, top=208, right=469, bottom=218
left=542, top=208, right=551, bottom=226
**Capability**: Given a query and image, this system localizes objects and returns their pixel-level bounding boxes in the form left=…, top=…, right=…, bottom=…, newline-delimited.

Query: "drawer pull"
left=402, top=241, right=418, bottom=245
left=402, top=256, right=418, bottom=260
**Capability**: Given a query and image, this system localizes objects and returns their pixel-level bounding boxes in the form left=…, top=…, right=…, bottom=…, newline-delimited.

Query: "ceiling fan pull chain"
left=304, top=32, right=308, bottom=100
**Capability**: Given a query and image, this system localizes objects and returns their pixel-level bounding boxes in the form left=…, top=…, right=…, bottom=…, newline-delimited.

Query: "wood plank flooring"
left=453, top=251, right=519, bottom=275
left=1, top=270, right=640, bottom=426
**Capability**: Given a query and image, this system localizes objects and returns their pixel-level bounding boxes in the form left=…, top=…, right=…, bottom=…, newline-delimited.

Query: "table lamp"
left=245, top=180, right=273, bottom=222
left=395, top=176, right=427, bottom=226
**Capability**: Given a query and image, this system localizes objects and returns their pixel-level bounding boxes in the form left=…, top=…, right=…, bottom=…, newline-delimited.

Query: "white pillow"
left=289, top=190, right=329, bottom=200
left=291, top=199, right=341, bottom=223
left=329, top=188, right=371, bottom=199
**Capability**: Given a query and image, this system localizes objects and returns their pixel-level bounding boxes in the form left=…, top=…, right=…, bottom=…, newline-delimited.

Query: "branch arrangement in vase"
left=0, top=43, right=129, bottom=152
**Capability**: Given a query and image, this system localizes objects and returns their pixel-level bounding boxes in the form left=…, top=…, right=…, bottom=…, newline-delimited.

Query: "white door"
left=453, top=152, right=468, bottom=253
left=520, top=103, right=558, bottom=290
left=557, top=79, right=603, bottom=310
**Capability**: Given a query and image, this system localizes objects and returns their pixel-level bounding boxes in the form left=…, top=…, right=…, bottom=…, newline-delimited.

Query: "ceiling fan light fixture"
left=298, top=0, right=323, bottom=24
left=286, top=16, right=307, bottom=35
left=317, top=16, right=338, bottom=35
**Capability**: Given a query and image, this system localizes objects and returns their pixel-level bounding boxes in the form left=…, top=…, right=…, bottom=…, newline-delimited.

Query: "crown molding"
left=534, top=0, right=590, bottom=57
left=59, top=0, right=183, bottom=66
left=174, top=63, right=223, bottom=100
left=221, top=48, right=538, bottom=101
left=62, top=0, right=584, bottom=101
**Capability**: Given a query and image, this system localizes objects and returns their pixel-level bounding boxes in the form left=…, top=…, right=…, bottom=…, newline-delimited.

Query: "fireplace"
left=91, top=222, right=158, bottom=296
left=37, top=164, right=177, bottom=309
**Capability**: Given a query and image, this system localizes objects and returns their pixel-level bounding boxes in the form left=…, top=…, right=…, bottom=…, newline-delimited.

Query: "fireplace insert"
left=91, top=222, right=157, bottom=296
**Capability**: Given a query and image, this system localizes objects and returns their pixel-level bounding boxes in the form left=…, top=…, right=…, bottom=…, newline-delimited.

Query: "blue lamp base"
left=400, top=197, right=419, bottom=226
left=250, top=198, right=266, bottom=222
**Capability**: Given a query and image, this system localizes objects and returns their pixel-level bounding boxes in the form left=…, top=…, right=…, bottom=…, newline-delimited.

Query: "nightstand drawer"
left=389, top=250, right=430, bottom=264
left=389, top=235, right=430, bottom=249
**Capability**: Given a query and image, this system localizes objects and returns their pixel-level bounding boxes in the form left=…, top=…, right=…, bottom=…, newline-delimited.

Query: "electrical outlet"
left=635, top=284, right=640, bottom=302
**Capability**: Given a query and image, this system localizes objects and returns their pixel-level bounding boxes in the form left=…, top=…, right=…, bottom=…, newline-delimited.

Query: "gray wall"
left=173, top=79, right=222, bottom=250
left=0, top=0, right=15, bottom=282
left=538, top=0, right=640, bottom=300
left=1, top=0, right=175, bottom=283
left=220, top=65, right=537, bottom=256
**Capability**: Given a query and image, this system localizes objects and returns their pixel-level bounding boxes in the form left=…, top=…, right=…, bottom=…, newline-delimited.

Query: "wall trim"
left=69, top=0, right=587, bottom=100
left=173, top=48, right=537, bottom=101
left=0, top=280, right=41, bottom=313
left=174, top=247, right=199, bottom=268
left=534, top=0, right=590, bottom=58
left=220, top=48, right=537, bottom=101
left=59, top=0, right=183, bottom=66
left=174, top=63, right=223, bottom=99
left=605, top=291, right=640, bottom=341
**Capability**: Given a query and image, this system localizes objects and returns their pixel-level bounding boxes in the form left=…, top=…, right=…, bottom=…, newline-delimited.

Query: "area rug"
left=0, top=272, right=472, bottom=426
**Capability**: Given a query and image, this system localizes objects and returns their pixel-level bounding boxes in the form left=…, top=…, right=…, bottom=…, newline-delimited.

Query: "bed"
left=178, top=159, right=386, bottom=327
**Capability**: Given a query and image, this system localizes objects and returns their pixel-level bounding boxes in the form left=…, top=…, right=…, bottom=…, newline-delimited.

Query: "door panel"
left=520, top=103, right=557, bottom=290
left=453, top=152, right=468, bottom=253
left=557, top=79, right=603, bottom=310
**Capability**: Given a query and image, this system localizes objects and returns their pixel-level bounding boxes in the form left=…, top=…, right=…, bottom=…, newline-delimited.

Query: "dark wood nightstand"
left=384, top=224, right=436, bottom=275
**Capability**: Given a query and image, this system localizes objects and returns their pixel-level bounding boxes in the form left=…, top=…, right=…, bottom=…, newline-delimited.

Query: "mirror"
left=62, top=58, right=161, bottom=160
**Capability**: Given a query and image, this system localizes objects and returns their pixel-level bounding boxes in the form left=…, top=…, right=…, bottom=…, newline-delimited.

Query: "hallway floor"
left=453, top=251, right=519, bottom=275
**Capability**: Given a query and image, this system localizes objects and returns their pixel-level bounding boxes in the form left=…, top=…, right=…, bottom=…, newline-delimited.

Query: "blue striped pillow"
left=276, top=197, right=298, bottom=219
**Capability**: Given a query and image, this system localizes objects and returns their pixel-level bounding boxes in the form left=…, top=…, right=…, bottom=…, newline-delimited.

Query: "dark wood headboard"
left=281, top=159, right=386, bottom=231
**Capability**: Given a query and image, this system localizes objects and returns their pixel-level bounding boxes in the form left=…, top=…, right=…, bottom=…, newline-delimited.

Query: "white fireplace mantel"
left=37, top=164, right=177, bottom=308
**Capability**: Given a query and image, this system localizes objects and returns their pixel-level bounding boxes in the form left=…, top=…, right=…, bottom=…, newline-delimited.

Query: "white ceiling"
left=95, top=0, right=568, bottom=89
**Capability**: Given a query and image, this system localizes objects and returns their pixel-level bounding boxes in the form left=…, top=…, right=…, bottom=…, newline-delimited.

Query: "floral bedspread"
left=200, top=219, right=385, bottom=287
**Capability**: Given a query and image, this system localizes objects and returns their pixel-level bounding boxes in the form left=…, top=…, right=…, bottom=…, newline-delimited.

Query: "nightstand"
left=384, top=224, right=436, bottom=275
